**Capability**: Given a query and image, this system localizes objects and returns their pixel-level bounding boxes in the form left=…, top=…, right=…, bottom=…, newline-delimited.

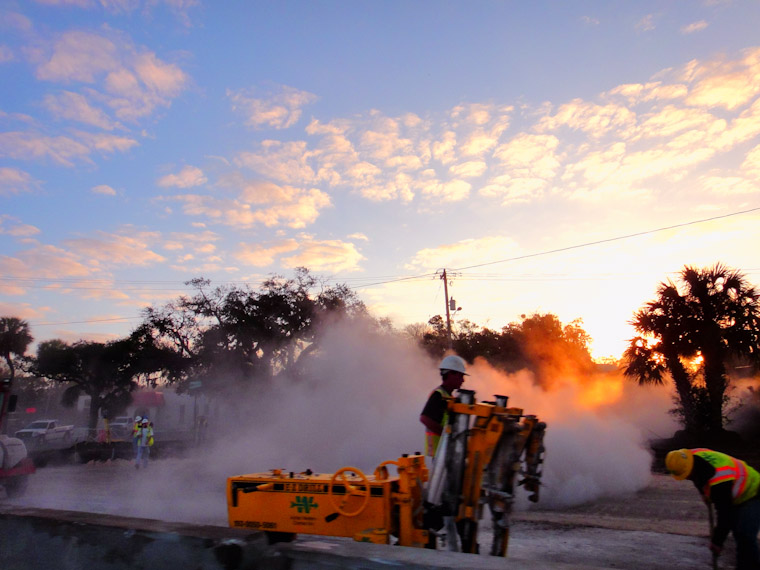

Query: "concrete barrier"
left=0, top=505, right=607, bottom=569
left=0, top=505, right=275, bottom=570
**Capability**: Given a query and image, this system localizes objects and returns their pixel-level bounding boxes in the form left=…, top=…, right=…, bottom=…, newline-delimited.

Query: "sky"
left=1, top=0, right=760, bottom=360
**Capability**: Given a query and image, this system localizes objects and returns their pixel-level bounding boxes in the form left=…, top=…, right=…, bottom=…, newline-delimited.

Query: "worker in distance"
left=420, top=354, right=468, bottom=459
left=666, top=448, right=760, bottom=569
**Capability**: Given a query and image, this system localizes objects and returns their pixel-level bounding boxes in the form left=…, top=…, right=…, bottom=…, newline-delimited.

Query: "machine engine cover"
left=227, top=469, right=397, bottom=540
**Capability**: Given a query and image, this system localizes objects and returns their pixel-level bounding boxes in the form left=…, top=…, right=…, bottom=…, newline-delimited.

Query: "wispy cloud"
left=681, top=20, right=708, bottom=34
left=157, top=165, right=208, bottom=188
left=635, top=14, right=656, bottom=32
left=34, top=29, right=188, bottom=123
left=0, top=167, right=38, bottom=194
left=212, top=47, right=760, bottom=212
left=0, top=215, right=40, bottom=237
left=91, top=184, right=116, bottom=195
left=228, top=85, right=317, bottom=130
left=405, top=236, right=521, bottom=272
left=236, top=236, right=365, bottom=273
left=62, top=229, right=166, bottom=267
left=32, top=0, right=199, bottom=26
left=0, top=45, right=14, bottom=63
left=170, top=177, right=332, bottom=230
left=43, top=90, right=117, bottom=129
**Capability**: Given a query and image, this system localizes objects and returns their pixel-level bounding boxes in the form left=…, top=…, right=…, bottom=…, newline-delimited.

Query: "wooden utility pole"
left=441, top=269, right=453, bottom=349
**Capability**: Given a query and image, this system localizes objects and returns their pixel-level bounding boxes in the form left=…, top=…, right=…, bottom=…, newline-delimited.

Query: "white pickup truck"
left=15, top=419, right=75, bottom=447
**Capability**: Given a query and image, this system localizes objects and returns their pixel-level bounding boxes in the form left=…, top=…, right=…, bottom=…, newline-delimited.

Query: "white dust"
left=12, top=316, right=682, bottom=523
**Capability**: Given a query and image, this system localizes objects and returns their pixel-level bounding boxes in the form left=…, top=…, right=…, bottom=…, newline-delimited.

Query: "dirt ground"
left=503, top=474, right=733, bottom=569
left=1, top=463, right=741, bottom=569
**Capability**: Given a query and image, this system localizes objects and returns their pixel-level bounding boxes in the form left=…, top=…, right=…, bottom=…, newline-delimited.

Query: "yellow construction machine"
left=226, top=389, right=546, bottom=556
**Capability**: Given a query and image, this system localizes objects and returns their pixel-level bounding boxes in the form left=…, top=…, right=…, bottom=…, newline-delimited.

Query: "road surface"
left=1, top=459, right=735, bottom=569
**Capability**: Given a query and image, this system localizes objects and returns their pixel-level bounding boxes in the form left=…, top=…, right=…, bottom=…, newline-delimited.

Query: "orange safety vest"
left=424, top=387, right=451, bottom=457
left=693, top=448, right=760, bottom=505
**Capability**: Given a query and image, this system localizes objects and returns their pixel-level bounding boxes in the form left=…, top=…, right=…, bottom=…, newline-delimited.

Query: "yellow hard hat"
left=665, top=449, right=694, bottom=480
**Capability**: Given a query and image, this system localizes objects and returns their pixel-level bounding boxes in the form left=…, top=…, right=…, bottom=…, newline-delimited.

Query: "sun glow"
left=576, top=375, right=625, bottom=409
left=686, top=353, right=704, bottom=372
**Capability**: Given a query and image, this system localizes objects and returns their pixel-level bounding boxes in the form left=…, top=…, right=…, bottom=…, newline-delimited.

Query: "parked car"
left=15, top=419, right=75, bottom=446
left=107, top=416, right=134, bottom=439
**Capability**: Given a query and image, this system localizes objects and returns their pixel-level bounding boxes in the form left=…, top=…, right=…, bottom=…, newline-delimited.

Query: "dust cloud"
left=179, top=316, right=679, bottom=515
left=465, top=358, right=678, bottom=508
left=11, top=316, right=682, bottom=525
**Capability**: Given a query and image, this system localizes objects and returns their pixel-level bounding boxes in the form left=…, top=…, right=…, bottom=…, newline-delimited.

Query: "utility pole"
left=441, top=269, right=453, bottom=349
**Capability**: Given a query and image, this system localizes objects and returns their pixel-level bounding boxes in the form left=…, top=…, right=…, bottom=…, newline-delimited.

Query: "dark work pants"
left=734, top=496, right=760, bottom=570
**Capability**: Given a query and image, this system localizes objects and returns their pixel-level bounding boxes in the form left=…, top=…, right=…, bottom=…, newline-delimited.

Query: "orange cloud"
left=35, top=30, right=188, bottom=123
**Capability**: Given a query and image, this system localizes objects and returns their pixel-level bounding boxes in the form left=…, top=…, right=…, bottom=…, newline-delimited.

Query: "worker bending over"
left=666, top=448, right=760, bottom=569
left=420, top=355, right=467, bottom=458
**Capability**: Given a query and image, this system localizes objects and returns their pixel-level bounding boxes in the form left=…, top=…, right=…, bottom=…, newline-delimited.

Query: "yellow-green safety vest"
left=424, top=387, right=450, bottom=457
left=693, top=448, right=760, bottom=505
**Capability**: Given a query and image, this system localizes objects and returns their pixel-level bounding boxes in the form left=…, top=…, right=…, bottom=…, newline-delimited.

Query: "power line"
left=451, top=206, right=760, bottom=272
left=5, top=207, right=758, bottom=293
left=33, top=316, right=143, bottom=327
left=343, top=273, right=438, bottom=289
left=15, top=206, right=760, bottom=328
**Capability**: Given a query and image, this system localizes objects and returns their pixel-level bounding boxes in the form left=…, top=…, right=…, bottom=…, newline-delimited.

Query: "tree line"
left=1, top=263, right=759, bottom=437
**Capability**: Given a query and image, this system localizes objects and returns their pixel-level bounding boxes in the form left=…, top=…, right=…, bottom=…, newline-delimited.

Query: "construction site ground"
left=507, top=473, right=730, bottom=569
left=2, top=462, right=738, bottom=569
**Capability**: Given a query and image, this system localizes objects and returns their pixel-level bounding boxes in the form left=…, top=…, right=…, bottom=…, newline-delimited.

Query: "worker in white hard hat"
left=420, top=355, right=468, bottom=458
left=135, top=417, right=154, bottom=469
left=666, top=448, right=760, bottom=569
left=132, top=416, right=142, bottom=458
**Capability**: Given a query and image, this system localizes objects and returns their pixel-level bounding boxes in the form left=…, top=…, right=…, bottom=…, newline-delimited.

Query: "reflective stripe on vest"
left=424, top=387, right=451, bottom=457
left=693, top=448, right=760, bottom=505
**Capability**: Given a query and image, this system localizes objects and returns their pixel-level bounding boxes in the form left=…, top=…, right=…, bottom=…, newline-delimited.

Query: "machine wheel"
left=328, top=467, right=371, bottom=517
left=4, top=475, right=29, bottom=498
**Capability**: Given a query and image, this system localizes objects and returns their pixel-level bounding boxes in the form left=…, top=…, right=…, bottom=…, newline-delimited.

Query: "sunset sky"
left=1, top=1, right=759, bottom=360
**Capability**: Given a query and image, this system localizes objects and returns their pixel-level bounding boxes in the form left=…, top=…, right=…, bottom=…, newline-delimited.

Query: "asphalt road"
left=1, top=459, right=736, bottom=569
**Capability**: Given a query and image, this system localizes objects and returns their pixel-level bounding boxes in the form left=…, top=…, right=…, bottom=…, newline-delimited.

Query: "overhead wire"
left=17, top=205, right=760, bottom=327
left=451, top=206, right=760, bottom=272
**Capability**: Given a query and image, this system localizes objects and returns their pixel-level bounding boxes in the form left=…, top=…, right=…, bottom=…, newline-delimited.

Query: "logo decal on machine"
left=290, top=496, right=319, bottom=513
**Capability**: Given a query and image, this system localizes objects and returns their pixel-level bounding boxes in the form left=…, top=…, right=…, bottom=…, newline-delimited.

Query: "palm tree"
left=0, top=317, right=34, bottom=381
left=624, top=263, right=760, bottom=435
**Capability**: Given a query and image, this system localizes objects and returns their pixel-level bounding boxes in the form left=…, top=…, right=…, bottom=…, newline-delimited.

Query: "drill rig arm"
left=431, top=390, right=546, bottom=555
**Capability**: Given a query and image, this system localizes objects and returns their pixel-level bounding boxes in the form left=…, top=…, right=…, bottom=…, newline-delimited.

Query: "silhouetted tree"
left=419, top=315, right=449, bottom=359
left=624, top=263, right=760, bottom=435
left=507, top=313, right=594, bottom=386
left=136, top=269, right=367, bottom=392
left=34, top=339, right=138, bottom=429
left=412, top=312, right=593, bottom=381
left=0, top=317, right=33, bottom=382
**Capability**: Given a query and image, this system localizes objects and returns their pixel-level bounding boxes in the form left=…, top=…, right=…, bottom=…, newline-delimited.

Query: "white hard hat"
left=135, top=416, right=142, bottom=422
left=439, top=355, right=468, bottom=375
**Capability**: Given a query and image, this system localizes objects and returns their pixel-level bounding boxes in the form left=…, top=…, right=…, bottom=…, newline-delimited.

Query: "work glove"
left=709, top=542, right=722, bottom=556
